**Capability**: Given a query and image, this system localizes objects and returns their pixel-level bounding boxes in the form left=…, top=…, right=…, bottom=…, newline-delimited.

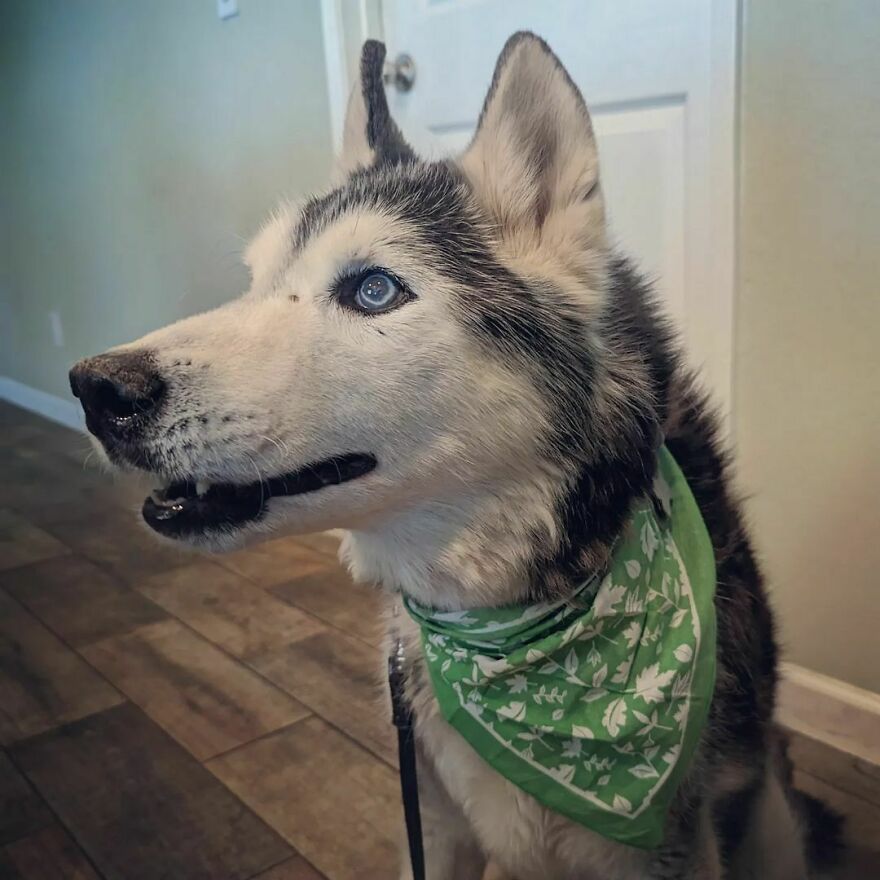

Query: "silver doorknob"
left=383, top=53, right=416, bottom=93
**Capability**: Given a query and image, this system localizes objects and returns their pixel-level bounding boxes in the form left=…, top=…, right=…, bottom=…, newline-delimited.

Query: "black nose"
left=69, top=351, right=166, bottom=436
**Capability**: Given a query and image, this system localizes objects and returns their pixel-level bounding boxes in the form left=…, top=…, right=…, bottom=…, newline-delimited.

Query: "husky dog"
left=70, top=33, right=839, bottom=880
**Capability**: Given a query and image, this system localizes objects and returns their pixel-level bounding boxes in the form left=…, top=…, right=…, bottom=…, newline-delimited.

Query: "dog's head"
left=71, top=34, right=659, bottom=598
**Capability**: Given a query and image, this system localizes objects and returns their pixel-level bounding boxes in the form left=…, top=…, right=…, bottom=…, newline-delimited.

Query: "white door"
left=322, top=1, right=736, bottom=416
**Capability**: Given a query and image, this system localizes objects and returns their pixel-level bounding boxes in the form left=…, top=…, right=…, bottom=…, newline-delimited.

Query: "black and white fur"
left=72, top=33, right=841, bottom=879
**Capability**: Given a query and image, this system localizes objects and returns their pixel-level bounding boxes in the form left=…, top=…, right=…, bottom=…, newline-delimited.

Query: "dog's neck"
left=340, top=468, right=557, bottom=609
left=341, top=412, right=662, bottom=613
left=339, top=463, right=603, bottom=610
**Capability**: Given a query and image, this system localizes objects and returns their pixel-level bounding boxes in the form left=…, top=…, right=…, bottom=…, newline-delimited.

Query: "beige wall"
left=2, top=2, right=877, bottom=691
left=0, top=0, right=332, bottom=398
left=736, top=1, right=880, bottom=691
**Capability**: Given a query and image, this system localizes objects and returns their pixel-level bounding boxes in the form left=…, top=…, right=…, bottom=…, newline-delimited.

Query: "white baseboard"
left=0, top=376, right=85, bottom=432
left=777, top=662, right=880, bottom=766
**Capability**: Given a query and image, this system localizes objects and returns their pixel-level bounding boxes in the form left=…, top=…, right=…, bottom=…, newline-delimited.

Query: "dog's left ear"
left=336, top=40, right=414, bottom=177
left=459, top=32, right=606, bottom=251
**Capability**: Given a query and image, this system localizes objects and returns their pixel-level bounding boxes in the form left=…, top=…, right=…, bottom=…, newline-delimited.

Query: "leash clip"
left=389, top=636, right=412, bottom=729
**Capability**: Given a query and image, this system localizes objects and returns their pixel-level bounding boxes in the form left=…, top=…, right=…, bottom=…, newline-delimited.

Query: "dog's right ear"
left=459, top=32, right=605, bottom=255
left=336, top=40, right=414, bottom=177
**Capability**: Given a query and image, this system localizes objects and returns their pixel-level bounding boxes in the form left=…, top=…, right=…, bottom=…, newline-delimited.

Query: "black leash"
left=388, top=636, right=426, bottom=880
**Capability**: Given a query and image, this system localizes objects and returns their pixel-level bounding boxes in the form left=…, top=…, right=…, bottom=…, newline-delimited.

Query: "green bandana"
left=405, top=447, right=716, bottom=849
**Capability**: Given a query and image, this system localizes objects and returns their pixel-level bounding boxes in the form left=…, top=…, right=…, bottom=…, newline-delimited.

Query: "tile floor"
left=0, top=401, right=877, bottom=878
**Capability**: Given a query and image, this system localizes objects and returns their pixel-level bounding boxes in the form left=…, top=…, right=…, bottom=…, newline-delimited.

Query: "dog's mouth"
left=141, top=452, right=377, bottom=539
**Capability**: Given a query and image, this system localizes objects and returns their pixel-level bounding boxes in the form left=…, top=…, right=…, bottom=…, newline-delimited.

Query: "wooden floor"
left=0, top=400, right=878, bottom=879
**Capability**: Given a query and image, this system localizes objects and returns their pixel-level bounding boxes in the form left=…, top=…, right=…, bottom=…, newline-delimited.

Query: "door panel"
left=594, top=103, right=686, bottom=322
left=327, top=0, right=736, bottom=412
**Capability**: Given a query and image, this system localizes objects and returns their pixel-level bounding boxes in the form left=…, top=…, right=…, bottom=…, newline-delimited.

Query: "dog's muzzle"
left=70, top=349, right=379, bottom=541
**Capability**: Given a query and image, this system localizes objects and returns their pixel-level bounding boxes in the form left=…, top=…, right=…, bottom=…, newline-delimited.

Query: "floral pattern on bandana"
left=405, top=447, right=716, bottom=849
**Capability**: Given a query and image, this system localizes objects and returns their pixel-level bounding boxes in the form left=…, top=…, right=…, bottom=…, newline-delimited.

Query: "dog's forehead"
left=246, top=160, right=494, bottom=296
left=293, top=160, right=486, bottom=262
left=245, top=158, right=510, bottom=303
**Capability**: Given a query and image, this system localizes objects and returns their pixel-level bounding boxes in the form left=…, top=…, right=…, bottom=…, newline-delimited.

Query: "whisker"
left=259, top=434, right=289, bottom=462
left=243, top=451, right=266, bottom=508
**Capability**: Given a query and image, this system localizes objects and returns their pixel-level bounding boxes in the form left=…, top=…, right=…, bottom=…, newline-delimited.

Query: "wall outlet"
left=217, top=0, right=238, bottom=20
left=49, top=310, right=64, bottom=347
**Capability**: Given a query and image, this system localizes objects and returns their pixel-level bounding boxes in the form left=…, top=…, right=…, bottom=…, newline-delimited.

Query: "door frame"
left=320, top=0, right=379, bottom=152
left=320, top=0, right=739, bottom=429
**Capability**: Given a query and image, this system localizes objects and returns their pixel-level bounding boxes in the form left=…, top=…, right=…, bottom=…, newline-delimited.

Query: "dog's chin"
left=139, top=452, right=377, bottom=546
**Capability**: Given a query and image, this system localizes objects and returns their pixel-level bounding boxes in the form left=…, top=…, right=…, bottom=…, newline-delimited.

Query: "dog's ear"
left=459, top=32, right=605, bottom=252
left=336, top=40, right=414, bottom=177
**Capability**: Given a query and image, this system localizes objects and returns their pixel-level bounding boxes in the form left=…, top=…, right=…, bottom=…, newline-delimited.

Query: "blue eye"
left=336, top=268, right=413, bottom=316
left=353, top=271, right=405, bottom=313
